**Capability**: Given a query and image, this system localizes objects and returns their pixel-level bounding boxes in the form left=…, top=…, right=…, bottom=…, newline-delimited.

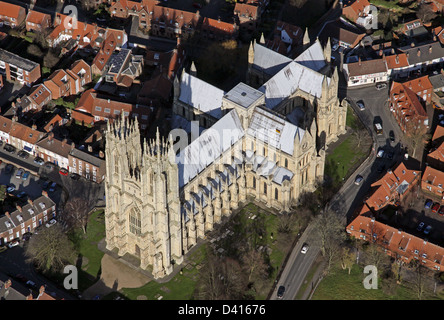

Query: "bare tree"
left=404, top=121, right=430, bottom=159
left=416, top=4, right=437, bottom=24
left=311, top=209, right=346, bottom=272
left=25, top=224, right=76, bottom=273
left=340, top=247, right=356, bottom=274
left=62, top=197, right=91, bottom=233
left=241, top=249, right=268, bottom=283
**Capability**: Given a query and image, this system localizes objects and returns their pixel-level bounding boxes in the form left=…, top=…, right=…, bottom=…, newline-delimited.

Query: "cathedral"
left=104, top=35, right=347, bottom=279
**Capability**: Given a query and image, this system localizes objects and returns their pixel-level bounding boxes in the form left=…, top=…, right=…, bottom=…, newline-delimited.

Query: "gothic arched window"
left=129, top=207, right=141, bottom=236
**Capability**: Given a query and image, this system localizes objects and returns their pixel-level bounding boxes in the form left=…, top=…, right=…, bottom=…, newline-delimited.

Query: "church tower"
left=104, top=114, right=183, bottom=279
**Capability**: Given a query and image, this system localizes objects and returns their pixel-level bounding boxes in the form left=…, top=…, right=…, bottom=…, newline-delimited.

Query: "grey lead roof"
left=252, top=42, right=292, bottom=76
left=0, top=49, right=39, bottom=72
left=223, top=82, right=263, bottom=109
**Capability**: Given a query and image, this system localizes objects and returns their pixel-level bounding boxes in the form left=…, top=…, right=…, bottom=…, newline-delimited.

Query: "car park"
left=277, top=285, right=285, bottom=299
left=354, top=175, right=363, bottom=185
left=432, top=202, right=440, bottom=213
left=425, top=199, right=433, bottom=209
left=417, top=222, right=425, bottom=232
left=301, top=243, right=309, bottom=254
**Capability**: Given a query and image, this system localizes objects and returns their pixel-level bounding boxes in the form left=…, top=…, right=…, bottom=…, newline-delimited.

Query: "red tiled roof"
left=0, top=1, right=25, bottom=19
left=26, top=10, right=51, bottom=25
left=384, top=53, right=409, bottom=70
left=234, top=3, right=258, bottom=19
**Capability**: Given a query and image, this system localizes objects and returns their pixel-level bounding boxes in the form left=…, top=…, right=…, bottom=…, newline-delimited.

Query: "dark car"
left=389, top=130, right=395, bottom=142
left=432, top=202, right=440, bottom=213
left=42, top=180, right=50, bottom=190
left=33, top=157, right=44, bottom=165
left=4, top=164, right=13, bottom=174
left=4, top=144, right=16, bottom=153
left=277, top=285, right=285, bottom=299
left=425, top=199, right=433, bottom=209
left=377, top=164, right=385, bottom=173
left=17, top=150, right=29, bottom=159
left=70, top=173, right=80, bottom=180
left=439, top=206, right=444, bottom=216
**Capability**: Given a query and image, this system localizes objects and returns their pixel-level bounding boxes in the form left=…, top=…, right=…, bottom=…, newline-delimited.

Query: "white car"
left=45, top=219, right=57, bottom=228
left=301, top=243, right=309, bottom=254
left=7, top=240, right=19, bottom=248
left=377, top=149, right=385, bottom=158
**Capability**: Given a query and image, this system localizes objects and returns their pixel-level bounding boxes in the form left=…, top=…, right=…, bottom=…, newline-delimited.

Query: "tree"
left=340, top=247, right=356, bottom=274
left=62, top=197, right=92, bottom=233
left=311, top=209, right=346, bottom=272
left=416, top=4, right=437, bottom=24
left=404, top=121, right=430, bottom=159
left=241, top=249, right=268, bottom=283
left=25, top=224, right=76, bottom=273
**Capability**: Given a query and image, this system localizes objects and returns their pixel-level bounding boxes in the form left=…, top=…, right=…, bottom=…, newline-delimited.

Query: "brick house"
left=365, top=162, right=421, bottom=212
left=389, top=76, right=432, bottom=134
left=346, top=210, right=444, bottom=271
left=234, top=2, right=260, bottom=33
left=8, top=120, right=46, bottom=156
left=427, top=125, right=444, bottom=171
left=109, top=0, right=159, bottom=20
left=200, top=17, right=238, bottom=41
left=35, top=133, right=72, bottom=169
left=147, top=6, right=200, bottom=40
left=0, top=48, right=41, bottom=86
left=422, top=166, right=444, bottom=202
left=0, top=1, right=26, bottom=28
left=342, top=0, right=372, bottom=27
left=68, top=148, right=105, bottom=183
left=73, top=89, right=152, bottom=129
left=343, top=58, right=388, bottom=87
left=25, top=9, right=51, bottom=32
left=0, top=193, right=56, bottom=245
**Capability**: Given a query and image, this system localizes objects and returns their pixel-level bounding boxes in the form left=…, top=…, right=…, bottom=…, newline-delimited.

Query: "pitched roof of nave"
left=176, top=106, right=304, bottom=189
left=178, top=71, right=225, bottom=119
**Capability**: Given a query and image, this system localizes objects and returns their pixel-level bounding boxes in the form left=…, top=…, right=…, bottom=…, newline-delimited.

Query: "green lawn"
left=312, top=263, right=441, bottom=300
left=120, top=245, right=208, bottom=300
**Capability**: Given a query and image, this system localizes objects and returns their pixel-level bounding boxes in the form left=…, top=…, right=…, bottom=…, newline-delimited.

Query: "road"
left=271, top=80, right=409, bottom=300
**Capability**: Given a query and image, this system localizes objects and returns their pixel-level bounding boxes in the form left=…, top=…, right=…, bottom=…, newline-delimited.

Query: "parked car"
left=425, top=199, right=433, bottom=209
left=7, top=240, right=19, bottom=248
left=6, top=185, right=15, bottom=193
left=4, top=144, right=16, bottom=153
left=45, top=219, right=57, bottom=228
left=417, top=222, right=425, bottom=232
left=377, top=149, right=384, bottom=158
left=4, top=164, right=13, bottom=174
left=376, top=82, right=387, bottom=90
left=356, top=101, right=365, bottom=111
left=16, top=191, right=27, bottom=199
left=22, top=171, right=30, bottom=181
left=59, top=168, right=69, bottom=176
left=17, top=150, right=29, bottom=159
left=22, top=232, right=31, bottom=241
left=389, top=130, right=395, bottom=142
left=424, top=225, right=432, bottom=235
left=70, top=173, right=81, bottom=180
left=42, top=180, right=50, bottom=190
left=277, top=285, right=285, bottom=299
left=387, top=151, right=394, bottom=160
left=26, top=280, right=37, bottom=290
left=354, top=175, right=363, bottom=185
left=439, top=206, right=444, bottom=216
left=301, top=243, right=309, bottom=254
left=432, top=202, right=440, bottom=213
left=49, top=182, right=57, bottom=192
left=33, top=157, right=44, bottom=165
left=0, top=246, right=7, bottom=253
left=15, top=168, right=24, bottom=179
